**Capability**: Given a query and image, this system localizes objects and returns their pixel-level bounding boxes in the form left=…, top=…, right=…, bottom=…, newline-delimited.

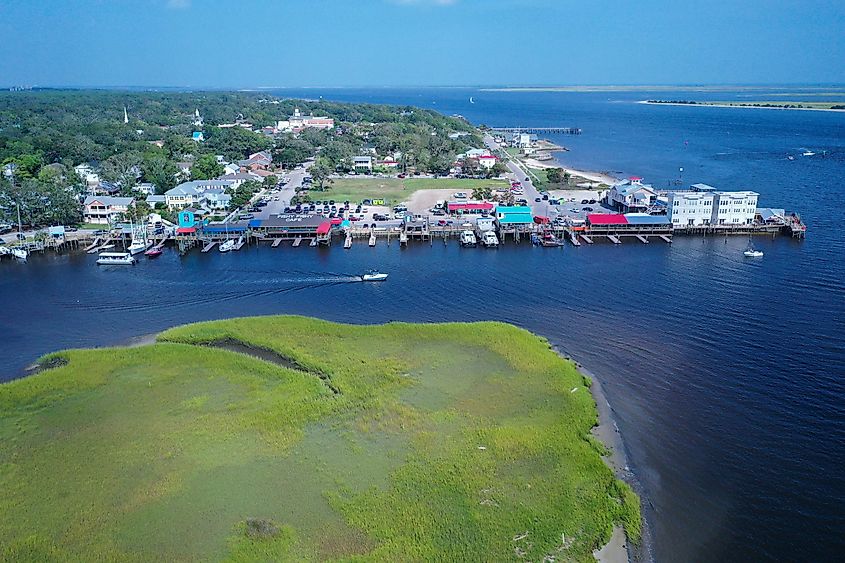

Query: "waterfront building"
left=606, top=178, right=658, bottom=212
left=447, top=202, right=494, bottom=215
left=165, top=180, right=234, bottom=209
left=667, top=184, right=759, bottom=226
left=217, top=171, right=261, bottom=189
left=83, top=196, right=134, bottom=225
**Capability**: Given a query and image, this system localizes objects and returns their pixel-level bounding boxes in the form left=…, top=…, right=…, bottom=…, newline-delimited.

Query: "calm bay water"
left=2, top=88, right=844, bottom=562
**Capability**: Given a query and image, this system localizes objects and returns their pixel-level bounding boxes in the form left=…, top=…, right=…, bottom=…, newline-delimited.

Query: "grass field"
left=0, top=316, right=639, bottom=561
left=314, top=177, right=507, bottom=206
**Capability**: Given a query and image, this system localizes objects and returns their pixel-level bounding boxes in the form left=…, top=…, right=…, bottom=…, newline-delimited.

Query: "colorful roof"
left=587, top=214, right=628, bottom=225
left=448, top=202, right=494, bottom=212
left=316, top=222, right=332, bottom=235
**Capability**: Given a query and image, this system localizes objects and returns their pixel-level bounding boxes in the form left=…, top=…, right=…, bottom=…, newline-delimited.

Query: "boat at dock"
left=97, top=252, right=136, bottom=265
left=144, top=244, right=164, bottom=257
left=459, top=230, right=477, bottom=247
left=11, top=247, right=28, bottom=261
left=127, top=239, right=148, bottom=255
left=744, top=249, right=764, bottom=257
left=361, top=270, right=388, bottom=282
left=219, top=239, right=236, bottom=253
left=481, top=231, right=499, bottom=248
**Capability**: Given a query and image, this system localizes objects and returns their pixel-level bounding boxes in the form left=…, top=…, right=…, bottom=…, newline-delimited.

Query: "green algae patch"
left=1, top=316, right=639, bottom=561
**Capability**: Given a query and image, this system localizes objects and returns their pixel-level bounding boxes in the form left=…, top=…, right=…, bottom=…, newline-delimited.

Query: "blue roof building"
left=495, top=206, right=534, bottom=224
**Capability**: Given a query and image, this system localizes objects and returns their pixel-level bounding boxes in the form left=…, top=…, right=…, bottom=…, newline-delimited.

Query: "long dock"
left=344, top=234, right=352, bottom=249
left=292, top=237, right=302, bottom=247
left=201, top=241, right=217, bottom=253
left=369, top=233, right=376, bottom=247
left=272, top=238, right=283, bottom=248
left=491, top=127, right=582, bottom=135
left=607, top=235, right=621, bottom=245
left=635, top=235, right=650, bottom=244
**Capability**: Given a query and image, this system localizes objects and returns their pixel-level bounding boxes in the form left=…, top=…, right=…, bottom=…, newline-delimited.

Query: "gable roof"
left=84, top=196, right=134, bottom=207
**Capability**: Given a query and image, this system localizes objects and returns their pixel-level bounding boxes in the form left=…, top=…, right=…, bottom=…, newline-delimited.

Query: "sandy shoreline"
left=522, top=157, right=619, bottom=185
left=639, top=100, right=845, bottom=113
left=550, top=346, right=648, bottom=563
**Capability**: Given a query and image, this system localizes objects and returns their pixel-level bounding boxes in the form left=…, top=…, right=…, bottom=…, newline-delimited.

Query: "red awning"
left=587, top=214, right=628, bottom=225
left=316, top=222, right=332, bottom=235
left=447, top=202, right=494, bottom=212
left=176, top=227, right=196, bottom=234
left=533, top=216, right=550, bottom=224
left=628, top=176, right=643, bottom=181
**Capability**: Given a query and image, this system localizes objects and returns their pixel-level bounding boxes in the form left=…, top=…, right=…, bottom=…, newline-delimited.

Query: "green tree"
left=547, top=168, right=564, bottom=184
left=141, top=154, right=178, bottom=193
left=309, top=161, right=333, bottom=191
left=262, top=175, right=278, bottom=188
left=101, top=151, right=142, bottom=189
left=472, top=186, right=493, bottom=201
left=191, top=154, right=224, bottom=180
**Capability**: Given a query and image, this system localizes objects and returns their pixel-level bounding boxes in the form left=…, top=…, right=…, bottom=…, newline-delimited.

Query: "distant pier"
left=491, top=127, right=582, bottom=135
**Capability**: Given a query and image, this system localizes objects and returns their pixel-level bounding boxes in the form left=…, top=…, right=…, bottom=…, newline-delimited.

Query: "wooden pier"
left=635, top=235, right=650, bottom=244
left=272, top=238, right=283, bottom=248
left=201, top=241, right=217, bottom=253
left=491, top=127, right=582, bottom=135
left=292, top=237, right=302, bottom=247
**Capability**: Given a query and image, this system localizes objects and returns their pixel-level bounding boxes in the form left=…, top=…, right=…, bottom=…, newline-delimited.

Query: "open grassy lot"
left=315, top=177, right=507, bottom=206
left=0, top=316, right=639, bottom=561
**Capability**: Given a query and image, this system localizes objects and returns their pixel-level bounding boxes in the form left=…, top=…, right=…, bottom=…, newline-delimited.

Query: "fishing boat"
left=361, top=269, right=388, bottom=282
left=802, top=151, right=815, bottom=156
left=97, top=251, right=136, bottom=265
left=459, top=230, right=477, bottom=247
left=481, top=230, right=499, bottom=248
left=127, top=239, right=148, bottom=255
left=219, top=239, right=236, bottom=253
left=144, top=244, right=163, bottom=257
left=11, top=247, right=28, bottom=261
left=743, top=249, right=764, bottom=257
left=540, top=231, right=563, bottom=247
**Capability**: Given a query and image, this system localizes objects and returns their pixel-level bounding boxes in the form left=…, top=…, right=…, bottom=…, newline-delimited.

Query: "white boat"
left=459, top=230, right=477, bottom=247
left=219, top=239, right=236, bottom=253
left=743, top=249, right=764, bottom=257
left=361, top=270, right=388, bottom=282
left=481, top=230, right=499, bottom=247
left=97, top=252, right=136, bottom=265
left=127, top=239, right=148, bottom=255
left=802, top=151, right=815, bottom=156
left=0, top=246, right=9, bottom=256
left=11, top=247, right=28, bottom=261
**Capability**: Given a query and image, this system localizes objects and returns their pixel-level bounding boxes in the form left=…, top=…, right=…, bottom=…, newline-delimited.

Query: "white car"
left=453, top=192, right=468, bottom=199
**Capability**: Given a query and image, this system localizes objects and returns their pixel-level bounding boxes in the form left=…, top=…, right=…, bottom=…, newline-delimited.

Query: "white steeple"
left=123, top=106, right=129, bottom=124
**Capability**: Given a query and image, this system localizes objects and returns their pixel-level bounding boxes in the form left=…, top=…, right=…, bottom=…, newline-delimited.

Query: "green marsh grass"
left=1, top=316, right=640, bottom=561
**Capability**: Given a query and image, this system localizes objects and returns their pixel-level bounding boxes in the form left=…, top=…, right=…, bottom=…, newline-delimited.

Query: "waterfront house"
left=353, top=156, right=373, bottom=173
left=165, top=180, right=234, bottom=209
left=83, top=196, right=134, bottom=225
left=606, top=178, right=658, bottom=212
left=145, top=195, right=166, bottom=208
left=667, top=191, right=715, bottom=226
left=135, top=182, right=157, bottom=196
left=202, top=188, right=232, bottom=210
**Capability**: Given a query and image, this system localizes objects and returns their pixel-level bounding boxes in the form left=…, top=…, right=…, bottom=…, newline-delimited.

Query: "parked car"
left=542, top=194, right=549, bottom=200
left=453, top=192, right=468, bottom=199
left=584, top=206, right=594, bottom=212
left=589, top=199, right=597, bottom=204
left=581, top=199, right=589, bottom=204
left=534, top=197, right=542, bottom=202
left=64, top=226, right=79, bottom=232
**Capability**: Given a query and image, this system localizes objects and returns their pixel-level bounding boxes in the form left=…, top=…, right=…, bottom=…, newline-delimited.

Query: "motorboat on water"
left=127, top=239, right=148, bottom=255
left=361, top=269, right=388, bottom=282
left=144, top=245, right=163, bottom=257
left=743, top=249, right=764, bottom=258
left=802, top=151, right=815, bottom=157
left=459, top=230, right=477, bottom=247
left=219, top=239, right=236, bottom=252
left=481, top=230, right=499, bottom=248
left=11, top=247, right=28, bottom=261
left=97, top=251, right=136, bottom=265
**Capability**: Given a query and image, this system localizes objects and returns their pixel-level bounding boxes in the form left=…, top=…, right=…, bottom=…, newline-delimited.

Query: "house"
left=83, top=196, right=134, bottom=225
left=380, top=158, right=400, bottom=168
left=202, top=188, right=232, bottom=210
left=2, top=162, right=17, bottom=179
left=145, top=195, right=166, bottom=208
left=238, top=151, right=273, bottom=171
left=478, top=155, right=498, bottom=169
left=223, top=162, right=241, bottom=175
left=217, top=171, right=261, bottom=189
left=606, top=178, right=658, bottom=212
left=192, top=131, right=205, bottom=142
left=74, top=163, right=100, bottom=186
left=164, top=180, right=234, bottom=209
left=511, top=133, right=532, bottom=148
left=135, top=182, right=157, bottom=196
left=353, top=156, right=373, bottom=173
left=667, top=190, right=715, bottom=226
left=712, top=191, right=759, bottom=225
left=288, top=108, right=334, bottom=131
left=98, top=181, right=121, bottom=195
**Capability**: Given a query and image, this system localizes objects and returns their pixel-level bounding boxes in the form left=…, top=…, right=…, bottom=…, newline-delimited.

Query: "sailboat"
left=469, top=96, right=476, bottom=104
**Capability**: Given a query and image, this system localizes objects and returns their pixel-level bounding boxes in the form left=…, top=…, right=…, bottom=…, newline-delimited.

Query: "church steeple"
left=123, top=106, right=129, bottom=124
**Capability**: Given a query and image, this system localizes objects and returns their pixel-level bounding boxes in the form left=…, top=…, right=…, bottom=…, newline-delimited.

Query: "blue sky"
left=0, top=0, right=843, bottom=87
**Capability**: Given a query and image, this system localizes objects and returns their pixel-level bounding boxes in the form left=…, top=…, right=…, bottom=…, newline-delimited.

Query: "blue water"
left=2, top=88, right=844, bottom=562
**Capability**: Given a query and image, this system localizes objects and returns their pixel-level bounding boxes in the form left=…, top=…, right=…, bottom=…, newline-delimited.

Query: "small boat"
left=127, top=239, right=148, bottom=255
left=541, top=232, right=563, bottom=247
left=743, top=249, right=764, bottom=258
left=97, top=251, right=136, bottom=265
left=802, top=151, right=815, bottom=157
left=787, top=155, right=795, bottom=161
left=11, top=247, right=28, bottom=261
left=459, top=230, right=477, bottom=247
left=144, top=245, right=163, bottom=257
left=361, top=270, right=388, bottom=282
left=481, top=230, right=499, bottom=248
left=219, top=239, right=236, bottom=253
left=469, top=96, right=475, bottom=104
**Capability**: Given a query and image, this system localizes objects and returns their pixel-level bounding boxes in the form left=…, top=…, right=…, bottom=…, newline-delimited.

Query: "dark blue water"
left=2, top=88, right=844, bottom=562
